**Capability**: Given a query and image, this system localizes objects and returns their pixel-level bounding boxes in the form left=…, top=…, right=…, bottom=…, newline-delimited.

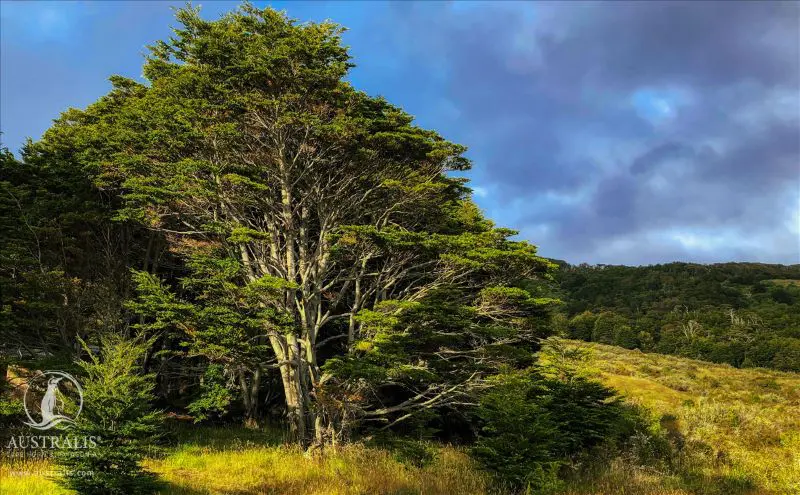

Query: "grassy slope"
left=770, top=279, right=800, bottom=287
left=3, top=342, right=798, bottom=495
left=552, top=340, right=800, bottom=495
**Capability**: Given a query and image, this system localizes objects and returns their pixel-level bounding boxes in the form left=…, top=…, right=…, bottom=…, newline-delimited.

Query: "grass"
left=767, top=279, right=800, bottom=287
left=545, top=339, right=800, bottom=495
left=149, top=442, right=489, bottom=494
left=3, top=341, right=798, bottom=494
left=0, top=426, right=492, bottom=495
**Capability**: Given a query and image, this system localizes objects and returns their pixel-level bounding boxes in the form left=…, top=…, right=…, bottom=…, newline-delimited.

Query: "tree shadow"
left=164, top=423, right=286, bottom=451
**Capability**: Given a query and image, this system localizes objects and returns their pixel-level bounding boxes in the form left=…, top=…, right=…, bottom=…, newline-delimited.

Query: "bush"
left=592, top=312, right=627, bottom=345
left=0, top=365, right=23, bottom=428
left=472, top=372, right=561, bottom=492
left=613, top=324, right=639, bottom=348
left=771, top=338, right=800, bottom=372
left=472, top=369, right=643, bottom=492
left=54, top=335, right=164, bottom=495
left=568, top=311, right=596, bottom=340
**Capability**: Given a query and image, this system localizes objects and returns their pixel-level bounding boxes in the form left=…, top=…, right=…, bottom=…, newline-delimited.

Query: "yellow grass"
left=3, top=341, right=798, bottom=494
left=0, top=459, right=64, bottom=495
left=0, top=433, right=491, bottom=495
left=767, top=279, right=800, bottom=287
left=147, top=443, right=489, bottom=494
left=548, top=339, right=800, bottom=495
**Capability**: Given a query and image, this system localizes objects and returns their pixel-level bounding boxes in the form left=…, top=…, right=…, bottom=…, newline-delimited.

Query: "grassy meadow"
left=3, top=340, right=798, bottom=495
left=0, top=426, right=492, bottom=495
left=549, top=340, right=800, bottom=495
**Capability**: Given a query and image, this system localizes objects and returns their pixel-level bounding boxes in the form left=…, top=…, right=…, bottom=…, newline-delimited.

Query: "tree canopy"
left=6, top=3, right=557, bottom=446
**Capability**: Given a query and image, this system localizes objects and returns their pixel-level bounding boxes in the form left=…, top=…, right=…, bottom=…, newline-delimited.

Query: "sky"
left=1, top=0, right=799, bottom=265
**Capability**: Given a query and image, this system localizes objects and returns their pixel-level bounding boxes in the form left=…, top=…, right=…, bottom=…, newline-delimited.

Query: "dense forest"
left=556, top=262, right=800, bottom=371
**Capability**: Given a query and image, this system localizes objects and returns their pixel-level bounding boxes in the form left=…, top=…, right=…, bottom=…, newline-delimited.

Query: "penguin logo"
left=23, top=371, right=83, bottom=430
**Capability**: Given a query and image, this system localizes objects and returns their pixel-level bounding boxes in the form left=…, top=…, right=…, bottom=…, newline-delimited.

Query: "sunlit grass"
left=147, top=442, right=489, bottom=495
left=0, top=460, right=69, bottom=495
left=1, top=428, right=491, bottom=495
left=549, top=339, right=800, bottom=495
left=4, top=342, right=798, bottom=494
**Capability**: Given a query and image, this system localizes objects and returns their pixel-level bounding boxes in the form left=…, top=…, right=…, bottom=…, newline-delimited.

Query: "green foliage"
left=187, top=364, right=234, bottom=422
left=472, top=368, right=645, bottom=492
left=591, top=311, right=628, bottom=345
left=472, top=371, right=560, bottom=489
left=5, top=0, right=566, bottom=444
left=568, top=311, right=596, bottom=340
left=0, top=383, right=23, bottom=428
left=129, top=260, right=280, bottom=369
left=0, top=146, right=123, bottom=362
left=557, top=263, right=800, bottom=370
left=54, top=335, right=164, bottom=495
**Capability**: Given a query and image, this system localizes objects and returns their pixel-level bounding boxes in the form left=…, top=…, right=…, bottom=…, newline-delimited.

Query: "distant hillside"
left=554, top=262, right=800, bottom=371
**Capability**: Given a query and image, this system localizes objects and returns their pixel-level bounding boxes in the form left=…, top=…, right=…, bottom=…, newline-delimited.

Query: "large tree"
left=32, top=3, right=557, bottom=445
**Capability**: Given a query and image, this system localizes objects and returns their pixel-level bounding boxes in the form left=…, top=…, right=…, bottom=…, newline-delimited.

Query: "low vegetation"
left=4, top=339, right=796, bottom=494
left=1, top=426, right=492, bottom=495
left=549, top=339, right=800, bottom=495
left=53, top=336, right=164, bottom=495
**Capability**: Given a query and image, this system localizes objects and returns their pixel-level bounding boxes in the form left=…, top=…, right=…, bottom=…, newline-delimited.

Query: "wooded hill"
left=555, top=262, right=800, bottom=371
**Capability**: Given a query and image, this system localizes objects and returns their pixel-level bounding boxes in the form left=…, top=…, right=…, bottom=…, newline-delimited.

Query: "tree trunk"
left=279, top=334, right=307, bottom=443
left=239, top=368, right=262, bottom=427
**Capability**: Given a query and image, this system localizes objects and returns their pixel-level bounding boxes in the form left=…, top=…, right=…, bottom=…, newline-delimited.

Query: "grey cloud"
left=382, top=1, right=799, bottom=264
left=630, top=142, right=695, bottom=175
left=537, top=1, right=799, bottom=90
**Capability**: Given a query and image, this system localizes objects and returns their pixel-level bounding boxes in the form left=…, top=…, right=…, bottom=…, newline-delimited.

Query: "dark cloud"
left=375, top=1, right=800, bottom=264
left=537, top=1, right=799, bottom=90
left=630, top=142, right=695, bottom=176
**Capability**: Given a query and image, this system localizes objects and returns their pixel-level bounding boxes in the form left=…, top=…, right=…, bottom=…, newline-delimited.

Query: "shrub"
left=637, top=330, right=655, bottom=350
left=613, top=324, right=639, bottom=349
left=472, top=369, right=644, bottom=492
left=592, top=312, right=627, bottom=345
left=54, top=335, right=164, bottom=495
left=472, top=373, right=556, bottom=489
left=0, top=368, right=23, bottom=428
left=771, top=338, right=800, bottom=372
left=568, top=311, right=596, bottom=340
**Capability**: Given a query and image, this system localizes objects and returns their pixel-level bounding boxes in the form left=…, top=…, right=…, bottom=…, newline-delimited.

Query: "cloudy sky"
left=2, top=1, right=798, bottom=265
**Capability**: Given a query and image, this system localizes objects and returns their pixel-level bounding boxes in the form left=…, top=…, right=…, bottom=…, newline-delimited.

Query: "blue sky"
left=2, top=1, right=799, bottom=265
